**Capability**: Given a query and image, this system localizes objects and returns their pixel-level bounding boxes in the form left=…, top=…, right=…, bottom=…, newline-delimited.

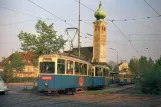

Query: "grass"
left=130, top=92, right=161, bottom=97
left=82, top=87, right=121, bottom=95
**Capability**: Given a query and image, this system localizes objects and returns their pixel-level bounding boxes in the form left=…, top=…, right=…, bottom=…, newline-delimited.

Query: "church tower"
left=93, top=1, right=107, bottom=63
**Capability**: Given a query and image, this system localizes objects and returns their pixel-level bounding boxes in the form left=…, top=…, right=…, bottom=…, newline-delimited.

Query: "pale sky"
left=0, top=0, right=161, bottom=63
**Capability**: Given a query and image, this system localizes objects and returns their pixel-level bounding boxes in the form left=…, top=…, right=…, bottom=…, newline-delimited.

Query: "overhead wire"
left=75, top=0, right=161, bottom=22
left=27, top=0, right=74, bottom=27
left=74, top=0, right=161, bottom=57
left=0, top=19, right=38, bottom=26
left=144, top=0, right=160, bottom=16
left=0, top=5, right=45, bottom=19
left=110, top=21, right=140, bottom=56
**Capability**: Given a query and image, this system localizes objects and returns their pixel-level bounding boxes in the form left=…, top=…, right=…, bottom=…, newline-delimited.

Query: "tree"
left=148, top=57, right=154, bottom=71
left=140, top=56, right=161, bottom=95
left=153, top=56, right=161, bottom=72
left=139, top=56, right=149, bottom=73
left=107, top=60, right=116, bottom=70
left=17, top=20, right=66, bottom=65
left=129, top=58, right=139, bottom=75
left=2, top=53, right=25, bottom=82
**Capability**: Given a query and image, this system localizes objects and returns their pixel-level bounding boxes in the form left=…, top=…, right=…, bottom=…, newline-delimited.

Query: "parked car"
left=0, top=77, right=8, bottom=95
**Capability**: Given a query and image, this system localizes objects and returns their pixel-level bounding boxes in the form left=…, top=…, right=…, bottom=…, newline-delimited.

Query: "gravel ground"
left=0, top=83, right=161, bottom=107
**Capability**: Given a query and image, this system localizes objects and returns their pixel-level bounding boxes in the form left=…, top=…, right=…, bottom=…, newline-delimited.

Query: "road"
left=0, top=84, right=161, bottom=107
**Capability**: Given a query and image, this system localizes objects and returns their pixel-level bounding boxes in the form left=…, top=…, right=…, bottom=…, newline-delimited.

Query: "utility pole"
left=78, top=0, right=81, bottom=57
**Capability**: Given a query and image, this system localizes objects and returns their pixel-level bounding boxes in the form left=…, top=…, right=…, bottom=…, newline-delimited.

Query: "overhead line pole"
left=78, top=0, right=81, bottom=57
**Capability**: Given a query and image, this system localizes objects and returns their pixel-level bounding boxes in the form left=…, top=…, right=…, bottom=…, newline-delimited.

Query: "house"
left=118, top=60, right=131, bottom=72
left=1, top=51, right=39, bottom=78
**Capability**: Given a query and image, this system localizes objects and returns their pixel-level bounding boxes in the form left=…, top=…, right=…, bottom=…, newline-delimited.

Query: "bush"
left=9, top=77, right=37, bottom=83
left=140, top=70, right=161, bottom=95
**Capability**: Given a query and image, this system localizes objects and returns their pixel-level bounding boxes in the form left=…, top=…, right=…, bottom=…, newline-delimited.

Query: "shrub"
left=9, top=77, right=37, bottom=83
left=140, top=70, right=161, bottom=95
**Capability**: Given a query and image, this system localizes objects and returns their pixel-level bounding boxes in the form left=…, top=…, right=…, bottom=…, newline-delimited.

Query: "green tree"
left=129, top=58, right=139, bottom=75
left=140, top=56, right=161, bottom=95
left=139, top=56, right=149, bottom=73
left=17, top=20, right=66, bottom=65
left=148, top=57, right=154, bottom=71
left=153, top=56, right=161, bottom=72
left=107, top=60, right=116, bottom=70
left=2, top=53, right=25, bottom=82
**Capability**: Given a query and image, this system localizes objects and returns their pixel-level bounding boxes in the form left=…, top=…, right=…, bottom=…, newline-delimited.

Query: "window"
left=95, top=67, right=99, bottom=76
left=102, top=26, right=104, bottom=31
left=98, top=26, right=100, bottom=31
left=75, top=62, right=80, bottom=75
left=81, top=64, right=87, bottom=75
left=66, top=60, right=73, bottom=74
left=57, top=59, right=65, bottom=74
left=88, top=65, right=92, bottom=76
left=95, top=26, right=97, bottom=31
left=92, top=68, right=94, bottom=76
left=95, top=67, right=102, bottom=76
left=123, top=74, right=126, bottom=78
left=103, top=69, right=107, bottom=76
left=40, top=62, right=55, bottom=73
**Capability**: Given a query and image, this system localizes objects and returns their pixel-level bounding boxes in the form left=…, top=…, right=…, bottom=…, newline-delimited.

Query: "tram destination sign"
left=43, top=58, right=52, bottom=61
left=41, top=76, right=53, bottom=80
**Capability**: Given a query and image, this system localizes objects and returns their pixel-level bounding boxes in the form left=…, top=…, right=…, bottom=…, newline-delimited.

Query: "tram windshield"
left=40, top=62, right=55, bottom=73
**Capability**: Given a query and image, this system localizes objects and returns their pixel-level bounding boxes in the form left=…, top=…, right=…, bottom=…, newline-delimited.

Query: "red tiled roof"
left=3, top=51, right=35, bottom=65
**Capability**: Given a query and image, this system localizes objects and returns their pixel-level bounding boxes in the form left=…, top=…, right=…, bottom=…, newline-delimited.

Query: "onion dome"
left=94, top=1, right=106, bottom=21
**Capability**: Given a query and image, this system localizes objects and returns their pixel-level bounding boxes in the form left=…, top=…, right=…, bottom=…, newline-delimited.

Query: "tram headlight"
left=44, top=81, right=48, bottom=87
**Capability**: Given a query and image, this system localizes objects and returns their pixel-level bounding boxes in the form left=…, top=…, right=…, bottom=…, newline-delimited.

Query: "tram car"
left=91, top=64, right=110, bottom=88
left=118, top=71, right=134, bottom=85
left=37, top=54, right=110, bottom=94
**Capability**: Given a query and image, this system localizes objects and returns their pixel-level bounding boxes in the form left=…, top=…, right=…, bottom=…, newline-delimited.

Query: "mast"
left=78, top=0, right=80, bottom=57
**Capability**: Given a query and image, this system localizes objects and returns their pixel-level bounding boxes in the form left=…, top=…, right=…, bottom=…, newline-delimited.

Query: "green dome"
left=94, top=1, right=106, bottom=21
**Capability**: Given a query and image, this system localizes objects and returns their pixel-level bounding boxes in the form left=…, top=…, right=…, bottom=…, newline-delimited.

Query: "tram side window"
left=96, top=67, right=102, bottom=76
left=103, top=69, right=107, bottom=77
left=82, top=64, right=87, bottom=75
left=105, top=69, right=109, bottom=77
left=40, top=62, right=55, bottom=73
left=88, top=65, right=92, bottom=76
left=66, top=60, right=73, bottom=74
left=95, top=67, right=99, bottom=76
left=123, top=74, right=126, bottom=78
left=57, top=59, right=65, bottom=74
left=75, top=62, right=80, bottom=75
left=119, top=74, right=123, bottom=78
left=92, top=69, right=94, bottom=76
left=100, top=68, right=103, bottom=76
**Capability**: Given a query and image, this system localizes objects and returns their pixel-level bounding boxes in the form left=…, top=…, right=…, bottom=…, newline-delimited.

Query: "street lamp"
left=109, top=48, right=118, bottom=65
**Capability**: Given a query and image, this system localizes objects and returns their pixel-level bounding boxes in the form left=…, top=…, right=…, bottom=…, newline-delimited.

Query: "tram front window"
left=40, top=62, right=55, bottom=73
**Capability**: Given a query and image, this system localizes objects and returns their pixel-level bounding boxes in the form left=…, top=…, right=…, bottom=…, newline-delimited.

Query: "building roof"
left=64, top=46, right=93, bottom=61
left=94, top=1, right=106, bottom=21
left=2, top=51, right=35, bottom=65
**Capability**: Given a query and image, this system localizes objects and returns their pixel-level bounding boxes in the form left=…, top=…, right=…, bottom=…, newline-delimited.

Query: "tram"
left=91, top=64, right=110, bottom=88
left=118, top=71, right=134, bottom=85
left=37, top=54, right=110, bottom=94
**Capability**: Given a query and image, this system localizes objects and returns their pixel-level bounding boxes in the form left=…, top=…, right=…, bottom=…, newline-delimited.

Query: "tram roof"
left=39, top=53, right=90, bottom=63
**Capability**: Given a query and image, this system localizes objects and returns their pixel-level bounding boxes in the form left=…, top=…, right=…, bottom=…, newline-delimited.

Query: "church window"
left=95, top=26, right=97, bottom=31
left=102, top=26, right=104, bottom=31
left=98, top=26, right=100, bottom=31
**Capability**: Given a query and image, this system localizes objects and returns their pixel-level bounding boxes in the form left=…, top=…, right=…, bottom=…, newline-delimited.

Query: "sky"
left=0, top=0, right=161, bottom=63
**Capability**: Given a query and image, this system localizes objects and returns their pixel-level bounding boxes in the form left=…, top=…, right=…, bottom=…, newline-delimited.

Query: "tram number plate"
left=41, top=76, right=53, bottom=80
